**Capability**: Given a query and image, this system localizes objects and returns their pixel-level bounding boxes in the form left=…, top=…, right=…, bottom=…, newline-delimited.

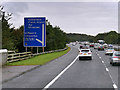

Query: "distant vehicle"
left=94, top=43, right=99, bottom=49
left=80, top=45, right=84, bottom=49
left=108, top=44, right=113, bottom=48
left=103, top=43, right=108, bottom=48
left=76, top=41, right=79, bottom=44
left=98, top=45, right=104, bottom=51
left=110, top=51, right=120, bottom=66
left=81, top=41, right=89, bottom=45
left=90, top=43, right=94, bottom=47
left=105, top=48, right=114, bottom=56
left=98, top=40, right=105, bottom=45
left=81, top=45, right=89, bottom=49
left=72, top=42, right=76, bottom=46
left=79, top=49, right=92, bottom=60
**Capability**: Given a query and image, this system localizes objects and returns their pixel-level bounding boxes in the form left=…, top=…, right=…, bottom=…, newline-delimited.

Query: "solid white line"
left=113, top=83, right=118, bottom=89
left=43, top=55, right=79, bottom=90
left=106, top=68, right=109, bottom=72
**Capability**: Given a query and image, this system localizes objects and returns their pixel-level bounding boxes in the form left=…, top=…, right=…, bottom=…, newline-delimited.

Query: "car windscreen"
left=115, top=52, right=120, bottom=56
left=81, top=50, right=89, bottom=52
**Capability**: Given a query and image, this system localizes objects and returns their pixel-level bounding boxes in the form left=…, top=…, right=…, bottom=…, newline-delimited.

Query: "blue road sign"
left=24, top=17, right=46, bottom=47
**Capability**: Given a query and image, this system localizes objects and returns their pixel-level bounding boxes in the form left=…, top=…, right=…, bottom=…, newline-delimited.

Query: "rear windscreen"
left=81, top=50, right=89, bottom=52
left=115, top=52, right=120, bottom=56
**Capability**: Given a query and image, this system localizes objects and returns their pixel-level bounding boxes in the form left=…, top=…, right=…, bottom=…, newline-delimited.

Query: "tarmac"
left=2, top=65, right=40, bottom=83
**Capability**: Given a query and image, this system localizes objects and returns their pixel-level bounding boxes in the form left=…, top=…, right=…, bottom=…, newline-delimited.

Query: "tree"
left=1, top=5, right=15, bottom=50
left=12, top=26, right=25, bottom=52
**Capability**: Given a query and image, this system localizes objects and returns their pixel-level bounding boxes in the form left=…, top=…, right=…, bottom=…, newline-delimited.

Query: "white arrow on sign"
left=36, top=24, right=44, bottom=46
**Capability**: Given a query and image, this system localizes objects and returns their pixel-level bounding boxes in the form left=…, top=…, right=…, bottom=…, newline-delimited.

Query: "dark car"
left=80, top=45, right=83, bottom=49
left=98, top=45, right=104, bottom=51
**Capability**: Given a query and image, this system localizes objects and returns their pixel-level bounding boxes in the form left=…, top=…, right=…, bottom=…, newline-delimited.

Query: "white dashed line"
left=43, top=55, right=79, bottom=90
left=102, top=61, right=104, bottom=63
left=113, top=83, right=118, bottom=89
left=96, top=50, right=118, bottom=90
left=106, top=68, right=109, bottom=72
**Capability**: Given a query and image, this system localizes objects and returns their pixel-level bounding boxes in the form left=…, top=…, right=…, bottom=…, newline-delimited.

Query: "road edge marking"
left=42, top=55, right=79, bottom=90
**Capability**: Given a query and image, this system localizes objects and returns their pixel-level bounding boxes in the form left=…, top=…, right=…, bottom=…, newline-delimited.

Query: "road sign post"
left=26, top=47, right=27, bottom=52
left=24, top=17, right=46, bottom=53
left=37, top=47, right=39, bottom=54
left=42, top=47, right=44, bottom=52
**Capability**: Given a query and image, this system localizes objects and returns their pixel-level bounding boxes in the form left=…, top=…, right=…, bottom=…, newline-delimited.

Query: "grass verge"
left=7, top=47, right=71, bottom=66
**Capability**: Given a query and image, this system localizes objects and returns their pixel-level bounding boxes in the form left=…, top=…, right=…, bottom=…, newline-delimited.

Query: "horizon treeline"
left=68, top=31, right=120, bottom=44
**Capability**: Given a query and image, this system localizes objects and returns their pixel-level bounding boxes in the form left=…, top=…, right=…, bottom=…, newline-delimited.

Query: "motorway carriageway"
left=2, top=44, right=119, bottom=90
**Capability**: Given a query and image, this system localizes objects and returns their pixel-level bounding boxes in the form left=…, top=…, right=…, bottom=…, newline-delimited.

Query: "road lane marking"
left=99, top=57, right=101, bottom=59
left=106, top=68, right=109, bottom=72
left=96, top=48, right=118, bottom=89
left=43, top=55, right=79, bottom=90
left=102, top=61, right=104, bottom=63
left=113, top=83, right=118, bottom=89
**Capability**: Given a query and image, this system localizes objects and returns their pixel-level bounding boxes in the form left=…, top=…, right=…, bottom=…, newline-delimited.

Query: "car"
left=79, top=49, right=92, bottom=60
left=108, top=44, right=113, bottom=48
left=105, top=48, right=114, bottom=56
left=90, top=43, right=94, bottom=47
left=103, top=43, right=108, bottom=48
left=94, top=43, right=99, bottom=49
left=81, top=45, right=89, bottom=49
left=80, top=45, right=84, bottom=49
left=98, top=45, right=104, bottom=51
left=110, top=51, right=120, bottom=66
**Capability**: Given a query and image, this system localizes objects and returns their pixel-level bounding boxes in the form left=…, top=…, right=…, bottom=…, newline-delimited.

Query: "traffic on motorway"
left=71, top=40, right=120, bottom=66
left=3, top=41, right=119, bottom=89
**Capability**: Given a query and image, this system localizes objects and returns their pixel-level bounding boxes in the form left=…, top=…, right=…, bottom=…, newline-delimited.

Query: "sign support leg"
left=37, top=47, right=39, bottom=54
left=31, top=47, right=33, bottom=54
left=42, top=47, right=44, bottom=52
left=26, top=47, right=27, bottom=52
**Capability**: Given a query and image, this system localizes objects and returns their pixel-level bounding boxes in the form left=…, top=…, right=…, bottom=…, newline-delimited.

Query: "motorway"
left=2, top=44, right=119, bottom=90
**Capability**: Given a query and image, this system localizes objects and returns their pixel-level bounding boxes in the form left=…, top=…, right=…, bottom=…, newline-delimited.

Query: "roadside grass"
left=7, top=47, right=71, bottom=66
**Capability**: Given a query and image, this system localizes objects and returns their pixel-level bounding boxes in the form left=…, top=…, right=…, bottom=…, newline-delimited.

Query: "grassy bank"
left=7, top=47, right=71, bottom=66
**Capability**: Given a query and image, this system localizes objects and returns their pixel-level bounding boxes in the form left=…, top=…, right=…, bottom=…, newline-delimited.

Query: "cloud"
left=2, top=2, right=118, bottom=35
left=3, top=2, right=28, bottom=15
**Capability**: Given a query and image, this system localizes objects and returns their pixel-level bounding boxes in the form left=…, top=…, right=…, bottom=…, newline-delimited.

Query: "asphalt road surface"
left=2, top=44, right=119, bottom=90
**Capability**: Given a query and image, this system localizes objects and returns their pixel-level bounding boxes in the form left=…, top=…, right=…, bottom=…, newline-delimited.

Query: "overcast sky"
left=2, top=1, right=118, bottom=35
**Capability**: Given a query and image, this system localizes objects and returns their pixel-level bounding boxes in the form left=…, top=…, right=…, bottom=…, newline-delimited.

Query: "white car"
left=79, top=49, right=92, bottom=60
left=105, top=48, right=114, bottom=56
left=103, top=43, right=108, bottom=48
left=110, top=51, right=120, bottom=66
